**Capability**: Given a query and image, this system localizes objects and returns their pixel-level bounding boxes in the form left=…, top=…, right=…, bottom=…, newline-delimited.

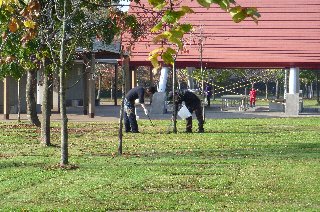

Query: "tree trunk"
left=172, top=58, right=177, bottom=134
left=275, top=79, right=279, bottom=99
left=60, top=0, right=68, bottom=166
left=310, top=82, right=313, bottom=98
left=317, top=72, right=319, bottom=104
left=118, top=60, right=126, bottom=155
left=41, top=60, right=52, bottom=146
left=265, top=81, right=268, bottom=99
left=26, top=70, right=41, bottom=127
left=212, top=85, right=215, bottom=101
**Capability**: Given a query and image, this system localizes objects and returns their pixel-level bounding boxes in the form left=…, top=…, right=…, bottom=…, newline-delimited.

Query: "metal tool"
left=146, top=114, right=155, bottom=127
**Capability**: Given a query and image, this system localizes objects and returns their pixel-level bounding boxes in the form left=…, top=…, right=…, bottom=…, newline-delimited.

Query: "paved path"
left=1, top=104, right=319, bottom=122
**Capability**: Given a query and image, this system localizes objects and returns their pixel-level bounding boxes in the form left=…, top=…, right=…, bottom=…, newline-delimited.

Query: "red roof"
left=124, top=0, right=320, bottom=69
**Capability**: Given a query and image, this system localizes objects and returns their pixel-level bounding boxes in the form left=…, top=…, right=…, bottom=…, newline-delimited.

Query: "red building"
left=125, top=0, right=320, bottom=69
left=123, top=0, right=320, bottom=115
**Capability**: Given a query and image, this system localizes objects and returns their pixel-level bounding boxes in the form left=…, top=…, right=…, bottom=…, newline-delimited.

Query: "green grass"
left=0, top=118, right=320, bottom=211
left=303, top=99, right=320, bottom=108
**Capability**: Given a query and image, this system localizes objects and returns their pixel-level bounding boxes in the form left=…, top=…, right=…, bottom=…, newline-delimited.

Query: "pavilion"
left=1, top=0, right=320, bottom=118
left=121, top=0, right=320, bottom=115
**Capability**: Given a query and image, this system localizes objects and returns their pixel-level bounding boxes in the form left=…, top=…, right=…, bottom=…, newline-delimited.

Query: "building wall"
left=66, top=62, right=85, bottom=106
left=126, top=0, right=320, bottom=69
left=0, top=75, right=27, bottom=113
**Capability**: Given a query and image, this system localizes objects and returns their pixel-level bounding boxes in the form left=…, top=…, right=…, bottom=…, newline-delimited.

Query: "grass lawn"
left=0, top=118, right=319, bottom=211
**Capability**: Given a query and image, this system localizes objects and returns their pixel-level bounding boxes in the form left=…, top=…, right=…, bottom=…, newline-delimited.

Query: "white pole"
left=158, top=67, right=169, bottom=92
left=289, top=67, right=300, bottom=94
left=284, top=69, right=287, bottom=99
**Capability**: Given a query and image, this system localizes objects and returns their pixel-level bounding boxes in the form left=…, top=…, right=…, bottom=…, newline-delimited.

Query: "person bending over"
left=124, top=86, right=156, bottom=133
left=170, top=90, right=204, bottom=133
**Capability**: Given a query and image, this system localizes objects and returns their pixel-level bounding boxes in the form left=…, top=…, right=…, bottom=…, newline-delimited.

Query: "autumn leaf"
left=180, top=6, right=194, bottom=14
left=24, top=20, right=36, bottom=29
left=148, top=0, right=166, bottom=10
left=150, top=47, right=165, bottom=55
left=8, top=18, right=19, bottom=32
left=151, top=22, right=162, bottom=33
left=218, top=0, right=230, bottom=11
left=166, top=47, right=176, bottom=55
left=196, top=0, right=211, bottom=8
left=162, top=50, right=174, bottom=65
left=148, top=53, right=160, bottom=69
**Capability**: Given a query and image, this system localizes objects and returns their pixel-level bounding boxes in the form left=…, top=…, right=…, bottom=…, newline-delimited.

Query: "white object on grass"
left=178, top=105, right=192, bottom=119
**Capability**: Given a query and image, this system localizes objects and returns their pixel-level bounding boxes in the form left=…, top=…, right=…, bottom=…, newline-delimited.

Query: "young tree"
left=0, top=0, right=42, bottom=127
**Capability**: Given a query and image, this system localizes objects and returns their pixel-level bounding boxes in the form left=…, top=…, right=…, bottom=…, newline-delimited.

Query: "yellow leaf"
left=6, top=5, right=14, bottom=12
left=148, top=53, right=160, bottom=68
left=149, top=47, right=164, bottom=56
left=24, top=20, right=36, bottom=29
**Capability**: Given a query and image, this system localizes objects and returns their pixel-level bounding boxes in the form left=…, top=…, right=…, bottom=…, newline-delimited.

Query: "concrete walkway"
left=1, top=104, right=319, bottom=122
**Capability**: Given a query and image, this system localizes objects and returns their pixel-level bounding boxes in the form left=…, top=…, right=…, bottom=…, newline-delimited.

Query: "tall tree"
left=38, top=0, right=140, bottom=165
left=0, top=0, right=42, bottom=127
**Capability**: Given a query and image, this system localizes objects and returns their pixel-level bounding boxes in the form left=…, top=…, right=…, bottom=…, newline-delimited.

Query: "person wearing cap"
left=124, top=86, right=157, bottom=133
left=169, top=90, right=204, bottom=133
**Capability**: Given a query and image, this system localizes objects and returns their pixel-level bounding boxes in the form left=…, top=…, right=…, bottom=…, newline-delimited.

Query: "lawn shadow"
left=124, top=142, right=320, bottom=162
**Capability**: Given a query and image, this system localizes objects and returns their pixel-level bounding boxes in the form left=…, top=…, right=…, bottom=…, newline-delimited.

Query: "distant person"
left=249, top=87, right=257, bottom=107
left=204, top=83, right=213, bottom=107
left=124, top=86, right=157, bottom=133
left=169, top=90, right=204, bottom=133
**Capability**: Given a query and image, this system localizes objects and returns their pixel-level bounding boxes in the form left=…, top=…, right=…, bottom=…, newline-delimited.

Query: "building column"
left=158, top=67, right=169, bottom=92
left=131, top=67, right=137, bottom=89
left=283, top=68, right=288, bottom=99
left=82, top=63, right=88, bottom=115
left=150, top=67, right=167, bottom=114
left=36, top=69, right=43, bottom=112
left=52, top=71, right=60, bottom=112
left=114, top=64, right=118, bottom=106
left=88, top=53, right=96, bottom=118
left=186, top=67, right=195, bottom=89
left=3, top=77, right=10, bottom=119
left=285, top=67, right=300, bottom=115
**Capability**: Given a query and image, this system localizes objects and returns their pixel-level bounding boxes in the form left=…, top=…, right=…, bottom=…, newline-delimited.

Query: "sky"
left=118, top=0, right=130, bottom=12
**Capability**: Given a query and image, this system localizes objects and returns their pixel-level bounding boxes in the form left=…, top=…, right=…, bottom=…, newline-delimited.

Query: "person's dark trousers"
left=206, top=95, right=211, bottom=107
left=124, top=102, right=139, bottom=132
left=185, top=105, right=204, bottom=133
left=186, top=116, right=193, bottom=132
left=194, top=105, right=204, bottom=132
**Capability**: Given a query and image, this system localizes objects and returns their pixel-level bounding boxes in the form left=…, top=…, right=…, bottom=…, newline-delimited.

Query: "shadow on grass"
left=102, top=142, right=320, bottom=162
left=0, top=142, right=318, bottom=169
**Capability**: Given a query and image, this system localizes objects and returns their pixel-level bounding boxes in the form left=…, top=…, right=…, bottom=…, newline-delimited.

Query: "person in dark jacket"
left=124, top=86, right=157, bottom=133
left=169, top=90, right=204, bottom=133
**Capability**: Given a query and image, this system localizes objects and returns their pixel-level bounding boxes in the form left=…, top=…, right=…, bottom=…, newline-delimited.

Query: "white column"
left=284, top=69, right=288, bottom=99
left=36, top=69, right=43, bottom=105
left=289, top=67, right=300, bottom=94
left=52, top=72, right=59, bottom=112
left=186, top=67, right=195, bottom=89
left=285, top=67, right=300, bottom=115
left=88, top=53, right=96, bottom=118
left=158, top=67, right=169, bottom=92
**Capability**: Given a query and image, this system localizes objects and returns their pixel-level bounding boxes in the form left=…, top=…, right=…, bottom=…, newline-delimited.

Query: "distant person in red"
left=249, top=87, right=257, bottom=107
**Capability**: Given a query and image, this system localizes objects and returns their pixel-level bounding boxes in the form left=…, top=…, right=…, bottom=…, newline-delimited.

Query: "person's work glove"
left=144, top=108, right=149, bottom=115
